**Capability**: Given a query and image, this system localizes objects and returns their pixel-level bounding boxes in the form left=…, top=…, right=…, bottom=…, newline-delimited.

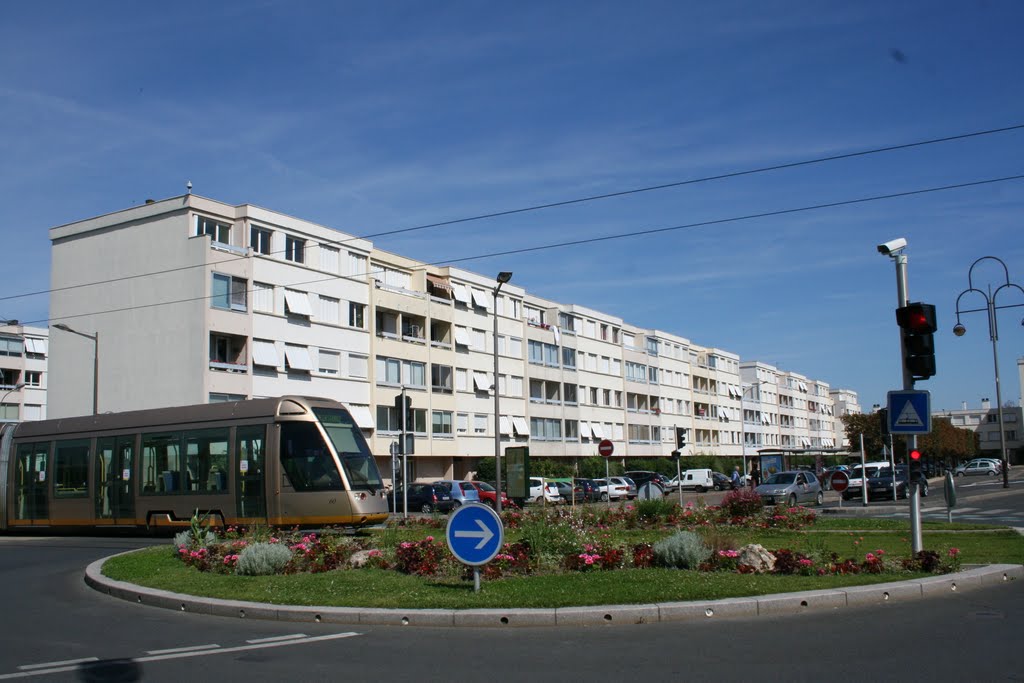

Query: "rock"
left=349, top=550, right=376, bottom=568
left=738, top=544, right=776, bottom=573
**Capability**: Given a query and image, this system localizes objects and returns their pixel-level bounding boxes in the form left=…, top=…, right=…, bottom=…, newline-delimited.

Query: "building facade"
left=934, top=399, right=1023, bottom=461
left=0, top=323, right=49, bottom=422
left=48, top=194, right=851, bottom=482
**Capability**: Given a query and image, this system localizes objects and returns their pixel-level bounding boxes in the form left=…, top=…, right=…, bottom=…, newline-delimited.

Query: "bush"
left=634, top=497, right=675, bottom=522
left=653, top=530, right=711, bottom=569
left=235, top=542, right=293, bottom=576
left=720, top=488, right=764, bottom=518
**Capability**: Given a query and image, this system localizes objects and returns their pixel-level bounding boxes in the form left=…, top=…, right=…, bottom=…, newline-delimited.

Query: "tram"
left=0, top=396, right=389, bottom=532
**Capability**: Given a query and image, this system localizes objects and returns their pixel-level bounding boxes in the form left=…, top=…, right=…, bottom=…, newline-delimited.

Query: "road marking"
left=17, top=658, right=98, bottom=671
left=0, top=632, right=361, bottom=680
left=145, top=644, right=220, bottom=655
left=246, top=634, right=307, bottom=644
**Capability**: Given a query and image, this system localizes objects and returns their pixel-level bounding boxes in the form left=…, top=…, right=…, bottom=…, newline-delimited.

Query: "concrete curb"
left=84, top=552, right=1023, bottom=628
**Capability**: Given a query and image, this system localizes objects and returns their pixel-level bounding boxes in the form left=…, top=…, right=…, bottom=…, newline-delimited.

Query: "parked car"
left=754, top=470, right=824, bottom=506
left=432, top=479, right=481, bottom=508
left=674, top=468, right=714, bottom=493
left=624, top=471, right=672, bottom=493
left=388, top=483, right=454, bottom=514
left=711, top=472, right=736, bottom=491
left=846, top=462, right=890, bottom=490
left=955, top=459, right=1001, bottom=477
left=862, top=465, right=930, bottom=501
left=528, top=477, right=561, bottom=504
left=593, top=476, right=636, bottom=501
left=466, top=480, right=510, bottom=509
left=574, top=478, right=601, bottom=502
left=553, top=480, right=585, bottom=504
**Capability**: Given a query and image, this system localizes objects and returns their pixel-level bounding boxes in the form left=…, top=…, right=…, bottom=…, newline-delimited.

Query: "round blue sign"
left=445, top=503, right=504, bottom=566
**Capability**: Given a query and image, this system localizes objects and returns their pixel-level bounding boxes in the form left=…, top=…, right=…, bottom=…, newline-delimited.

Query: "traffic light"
left=670, top=450, right=681, bottom=460
left=675, top=427, right=687, bottom=449
left=896, top=302, right=937, bottom=380
left=878, top=408, right=889, bottom=436
left=909, top=448, right=924, bottom=483
left=394, top=394, right=413, bottom=431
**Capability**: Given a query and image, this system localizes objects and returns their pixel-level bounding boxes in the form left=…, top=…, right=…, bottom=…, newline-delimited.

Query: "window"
left=348, top=251, right=368, bottom=278
left=564, top=420, right=579, bottom=440
left=470, top=328, right=486, bottom=351
left=564, top=383, right=578, bottom=405
left=456, top=413, right=469, bottom=433
left=0, top=403, right=17, bottom=420
left=279, top=422, right=342, bottom=491
left=24, top=338, right=46, bottom=358
left=402, top=361, right=426, bottom=388
left=318, top=350, right=340, bottom=375
left=376, top=357, right=402, bottom=385
left=524, top=305, right=544, bottom=325
left=431, top=364, right=453, bottom=393
left=25, top=371, right=42, bottom=387
left=251, top=340, right=279, bottom=368
left=284, top=289, right=312, bottom=317
left=455, top=368, right=468, bottom=391
left=284, top=345, right=313, bottom=373
left=55, top=439, right=90, bottom=498
left=196, top=216, right=230, bottom=244
left=252, top=282, right=274, bottom=313
left=530, top=417, right=561, bottom=440
left=211, top=273, right=247, bottom=311
left=250, top=226, right=272, bottom=255
left=349, top=302, right=365, bottom=328
left=626, top=362, right=647, bottom=382
left=473, top=414, right=487, bottom=434
left=314, top=295, right=339, bottom=324
left=349, top=353, right=368, bottom=378
left=210, top=392, right=246, bottom=403
left=285, top=235, right=305, bottom=263
left=432, top=411, right=453, bottom=436
left=210, top=333, right=246, bottom=367
left=507, top=336, right=522, bottom=358
left=646, top=337, right=659, bottom=355
left=648, top=366, right=659, bottom=384
left=562, top=347, right=576, bottom=369
left=321, top=245, right=339, bottom=273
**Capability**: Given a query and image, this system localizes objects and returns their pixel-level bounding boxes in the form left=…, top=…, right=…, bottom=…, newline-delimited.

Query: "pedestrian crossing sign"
left=887, top=390, right=931, bottom=434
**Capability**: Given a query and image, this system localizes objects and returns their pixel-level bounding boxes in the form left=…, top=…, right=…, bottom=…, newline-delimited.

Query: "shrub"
left=653, top=531, right=711, bottom=569
left=632, top=543, right=655, bottom=569
left=235, top=542, right=293, bottom=576
left=634, top=497, right=675, bottom=522
left=720, top=488, right=763, bottom=518
left=394, top=536, right=447, bottom=576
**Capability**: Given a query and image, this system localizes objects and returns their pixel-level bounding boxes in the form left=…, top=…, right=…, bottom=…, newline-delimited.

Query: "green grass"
left=102, top=525, right=1024, bottom=610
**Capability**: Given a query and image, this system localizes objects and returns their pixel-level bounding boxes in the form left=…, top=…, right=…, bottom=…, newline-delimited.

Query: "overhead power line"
left=24, top=172, right=1024, bottom=328
left=2, top=122, right=1023, bottom=305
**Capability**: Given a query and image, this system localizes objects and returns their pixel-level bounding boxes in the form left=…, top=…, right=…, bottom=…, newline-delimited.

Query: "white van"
left=675, top=468, right=714, bottom=493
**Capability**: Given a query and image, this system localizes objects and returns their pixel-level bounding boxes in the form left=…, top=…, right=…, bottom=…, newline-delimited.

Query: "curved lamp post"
left=53, top=323, right=99, bottom=416
left=492, top=271, right=512, bottom=513
left=952, top=257, right=1024, bottom=489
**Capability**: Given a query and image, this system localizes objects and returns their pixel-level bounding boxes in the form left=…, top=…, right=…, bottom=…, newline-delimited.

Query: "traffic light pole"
left=891, top=251, right=923, bottom=553
left=401, top=385, right=408, bottom=519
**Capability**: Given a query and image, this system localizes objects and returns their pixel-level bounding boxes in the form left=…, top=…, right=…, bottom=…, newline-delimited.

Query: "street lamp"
left=492, top=271, right=512, bottom=513
left=953, top=257, right=1024, bottom=489
left=53, top=323, right=99, bottom=416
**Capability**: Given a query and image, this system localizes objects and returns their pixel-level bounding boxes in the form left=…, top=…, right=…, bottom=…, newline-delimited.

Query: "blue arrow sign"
left=446, top=503, right=504, bottom=566
left=887, top=390, right=931, bottom=434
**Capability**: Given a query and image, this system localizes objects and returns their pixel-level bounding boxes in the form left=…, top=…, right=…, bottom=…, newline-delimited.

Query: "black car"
left=387, top=483, right=455, bottom=514
left=624, top=471, right=672, bottom=493
left=711, top=472, right=736, bottom=491
left=846, top=466, right=930, bottom=502
left=573, top=478, right=601, bottom=502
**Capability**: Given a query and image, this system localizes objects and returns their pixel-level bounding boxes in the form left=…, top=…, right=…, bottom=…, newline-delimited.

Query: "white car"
left=954, top=459, right=1001, bottom=477
left=528, top=477, right=561, bottom=503
left=593, top=476, right=636, bottom=501
left=847, top=462, right=890, bottom=490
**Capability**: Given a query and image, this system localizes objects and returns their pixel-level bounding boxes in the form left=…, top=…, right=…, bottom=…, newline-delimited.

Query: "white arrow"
left=454, top=519, right=494, bottom=550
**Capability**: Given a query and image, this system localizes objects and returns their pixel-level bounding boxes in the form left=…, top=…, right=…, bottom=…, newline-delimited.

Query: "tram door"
left=235, top=425, right=267, bottom=521
left=96, top=437, right=135, bottom=522
left=14, top=442, right=49, bottom=524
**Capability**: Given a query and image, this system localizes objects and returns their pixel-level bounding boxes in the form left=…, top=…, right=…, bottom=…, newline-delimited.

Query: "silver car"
left=431, top=479, right=482, bottom=508
left=755, top=470, right=824, bottom=507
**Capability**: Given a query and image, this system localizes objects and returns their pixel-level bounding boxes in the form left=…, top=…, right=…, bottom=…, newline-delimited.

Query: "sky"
left=2, top=0, right=1023, bottom=414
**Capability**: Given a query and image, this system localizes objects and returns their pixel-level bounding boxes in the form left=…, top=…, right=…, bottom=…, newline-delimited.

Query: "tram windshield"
left=313, top=407, right=384, bottom=491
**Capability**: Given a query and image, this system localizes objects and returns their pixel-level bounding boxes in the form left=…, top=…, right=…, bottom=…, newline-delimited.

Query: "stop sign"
left=830, top=471, right=850, bottom=493
left=598, top=439, right=614, bottom=458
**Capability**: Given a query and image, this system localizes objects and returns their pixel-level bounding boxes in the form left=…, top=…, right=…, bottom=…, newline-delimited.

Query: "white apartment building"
left=0, top=323, right=48, bottom=422
left=829, top=388, right=862, bottom=450
left=48, top=193, right=854, bottom=481
left=934, top=399, right=1022, bottom=462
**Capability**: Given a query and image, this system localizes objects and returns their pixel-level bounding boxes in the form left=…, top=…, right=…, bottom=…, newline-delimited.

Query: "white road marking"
left=145, top=644, right=221, bottom=655
left=0, top=632, right=361, bottom=680
left=246, top=634, right=307, bottom=644
left=17, top=658, right=98, bottom=671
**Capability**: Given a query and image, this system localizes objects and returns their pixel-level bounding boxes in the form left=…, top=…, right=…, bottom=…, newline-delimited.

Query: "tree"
left=841, top=413, right=887, bottom=458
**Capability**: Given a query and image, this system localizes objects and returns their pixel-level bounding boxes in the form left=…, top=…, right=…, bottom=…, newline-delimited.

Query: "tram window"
left=279, top=421, right=343, bottom=491
left=141, top=433, right=181, bottom=494
left=54, top=439, right=90, bottom=498
left=184, top=428, right=229, bottom=493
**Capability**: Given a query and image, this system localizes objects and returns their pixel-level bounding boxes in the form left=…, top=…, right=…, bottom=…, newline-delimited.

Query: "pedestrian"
left=731, top=466, right=741, bottom=489
left=751, top=464, right=761, bottom=488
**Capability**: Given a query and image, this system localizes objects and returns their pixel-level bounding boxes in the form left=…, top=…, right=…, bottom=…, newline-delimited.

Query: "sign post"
left=446, top=504, right=504, bottom=592
left=830, top=471, right=850, bottom=509
left=598, top=439, right=614, bottom=508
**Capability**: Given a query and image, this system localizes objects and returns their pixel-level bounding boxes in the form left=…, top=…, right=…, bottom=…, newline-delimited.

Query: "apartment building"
left=829, top=388, right=862, bottom=450
left=0, top=323, right=48, bottom=422
left=48, top=193, right=852, bottom=481
left=935, top=399, right=1022, bottom=461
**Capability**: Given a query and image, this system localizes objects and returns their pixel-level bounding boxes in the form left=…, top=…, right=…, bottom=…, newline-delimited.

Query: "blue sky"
left=2, top=1, right=1023, bottom=413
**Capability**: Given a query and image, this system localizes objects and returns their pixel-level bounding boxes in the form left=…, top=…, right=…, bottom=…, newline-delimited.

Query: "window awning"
left=425, top=273, right=452, bottom=292
left=590, top=423, right=605, bottom=439
left=579, top=421, right=592, bottom=438
left=470, top=289, right=490, bottom=310
left=26, top=338, right=48, bottom=355
left=451, top=283, right=471, bottom=304
left=284, top=290, right=313, bottom=316
left=512, top=417, right=529, bottom=436
left=348, top=405, right=375, bottom=429
left=453, top=327, right=471, bottom=347
left=473, top=372, right=492, bottom=392
left=499, top=416, right=512, bottom=436
left=252, top=340, right=279, bottom=367
left=761, top=414, right=770, bottom=425
left=284, top=345, right=313, bottom=371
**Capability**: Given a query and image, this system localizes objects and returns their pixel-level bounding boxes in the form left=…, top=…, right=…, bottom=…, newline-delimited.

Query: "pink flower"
left=949, top=547, right=960, bottom=557
left=798, top=558, right=813, bottom=566
left=426, top=536, right=434, bottom=542
left=865, top=553, right=876, bottom=562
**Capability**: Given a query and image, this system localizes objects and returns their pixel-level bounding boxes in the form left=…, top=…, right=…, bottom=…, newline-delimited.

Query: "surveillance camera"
left=876, top=237, right=907, bottom=255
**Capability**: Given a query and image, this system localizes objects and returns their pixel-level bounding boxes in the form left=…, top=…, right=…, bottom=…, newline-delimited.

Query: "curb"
left=84, top=553, right=1023, bottom=628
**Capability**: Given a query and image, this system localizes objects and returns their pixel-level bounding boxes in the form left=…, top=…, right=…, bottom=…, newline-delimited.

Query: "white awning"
left=453, top=327, right=471, bottom=347
left=579, top=421, right=592, bottom=438
left=284, top=289, right=313, bottom=316
left=284, top=345, right=313, bottom=371
left=473, top=372, right=492, bottom=392
left=590, top=423, right=605, bottom=439
left=26, top=338, right=48, bottom=355
left=470, top=289, right=490, bottom=310
left=499, top=416, right=512, bottom=436
left=347, top=404, right=375, bottom=429
left=252, top=340, right=279, bottom=367
left=451, top=283, right=471, bottom=304
left=512, top=417, right=529, bottom=436
left=728, top=386, right=738, bottom=398
left=761, top=413, right=770, bottom=425
left=798, top=382, right=808, bottom=392
left=720, top=412, right=730, bottom=422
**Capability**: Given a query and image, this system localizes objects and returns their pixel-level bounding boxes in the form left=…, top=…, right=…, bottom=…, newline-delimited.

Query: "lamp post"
left=54, top=323, right=99, bottom=415
left=492, top=271, right=512, bottom=513
left=953, top=257, right=1024, bottom=489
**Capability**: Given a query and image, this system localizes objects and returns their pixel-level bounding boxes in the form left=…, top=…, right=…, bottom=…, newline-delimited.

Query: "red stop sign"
left=830, top=471, right=850, bottom=493
left=598, top=439, right=614, bottom=457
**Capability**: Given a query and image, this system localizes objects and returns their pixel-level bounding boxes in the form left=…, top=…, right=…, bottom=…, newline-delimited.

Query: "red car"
left=467, top=481, right=510, bottom=509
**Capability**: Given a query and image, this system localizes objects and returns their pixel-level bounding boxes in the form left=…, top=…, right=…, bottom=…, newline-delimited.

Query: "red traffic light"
left=896, top=303, right=937, bottom=334
left=910, top=449, right=922, bottom=461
